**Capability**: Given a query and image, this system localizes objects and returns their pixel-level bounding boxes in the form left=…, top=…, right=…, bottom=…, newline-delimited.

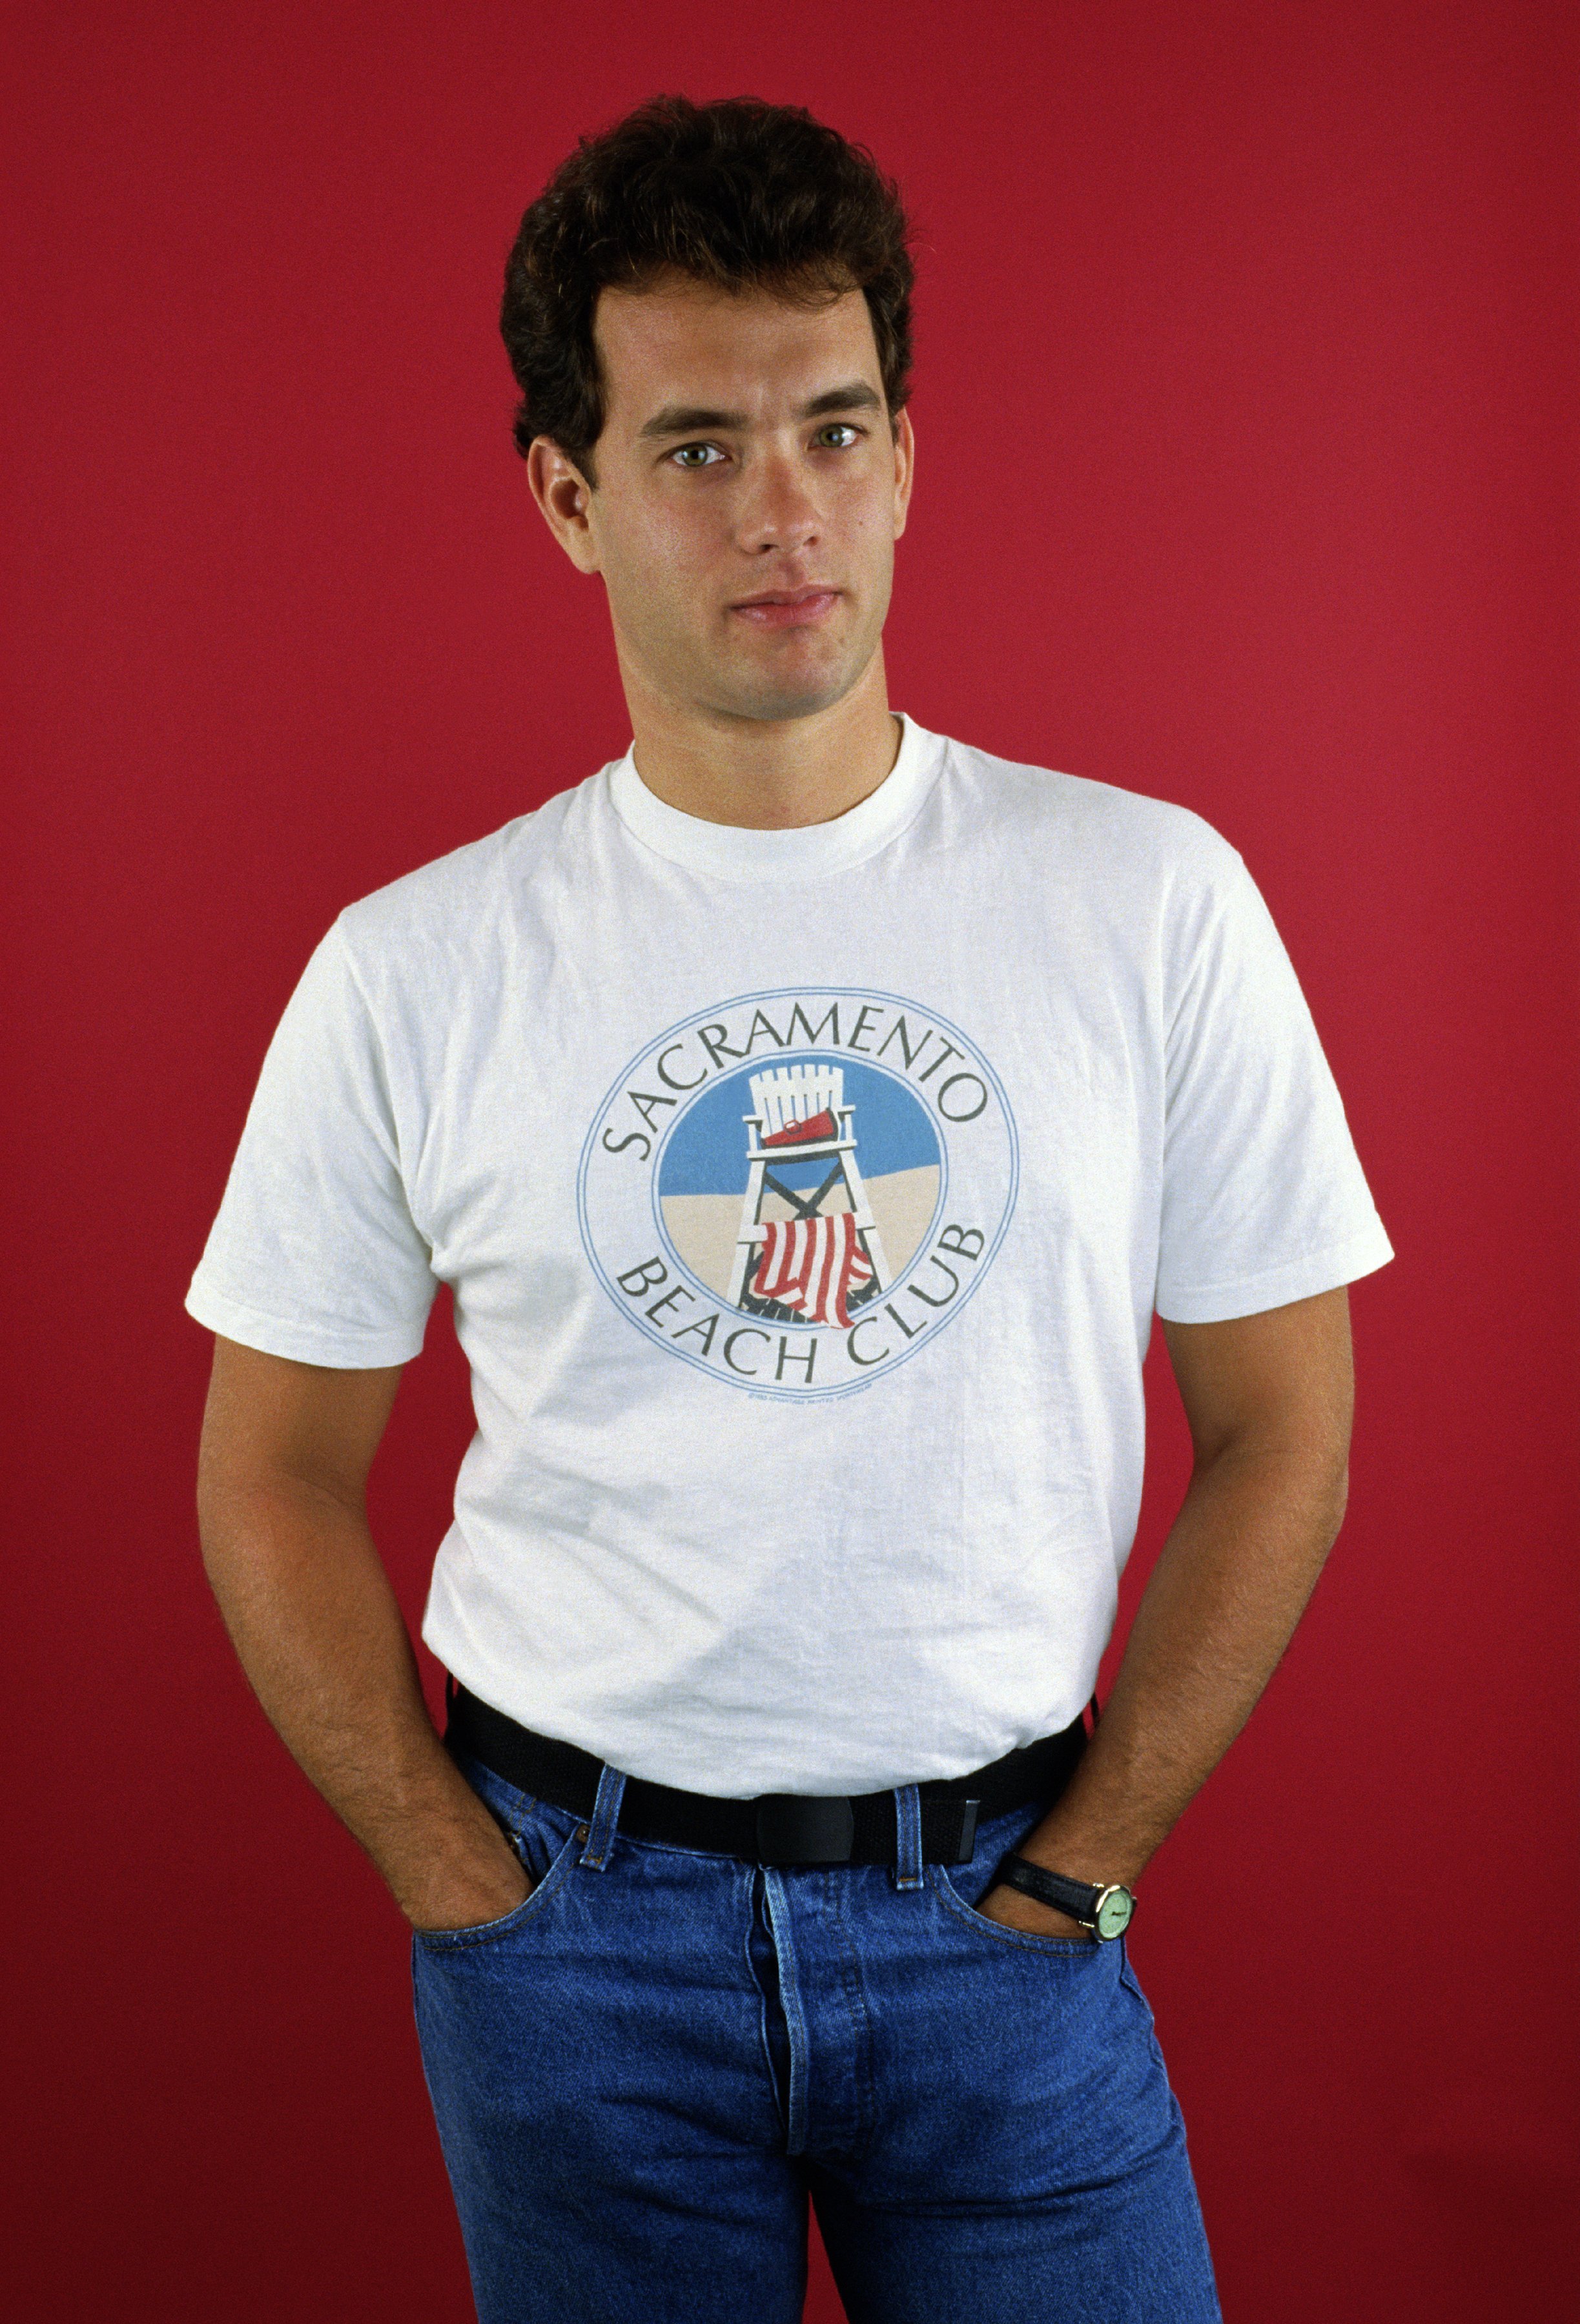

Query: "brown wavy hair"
left=500, top=95, right=914, bottom=484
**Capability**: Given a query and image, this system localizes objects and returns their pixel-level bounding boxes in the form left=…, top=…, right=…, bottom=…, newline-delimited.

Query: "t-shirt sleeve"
left=184, top=919, right=439, bottom=1366
left=1154, top=851, right=1394, bottom=1323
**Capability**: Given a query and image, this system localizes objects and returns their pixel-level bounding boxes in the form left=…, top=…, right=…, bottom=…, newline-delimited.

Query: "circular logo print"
left=577, top=987, right=1018, bottom=1398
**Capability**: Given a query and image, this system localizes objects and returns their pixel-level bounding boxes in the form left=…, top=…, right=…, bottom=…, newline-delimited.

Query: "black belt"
left=444, top=1679, right=1091, bottom=1868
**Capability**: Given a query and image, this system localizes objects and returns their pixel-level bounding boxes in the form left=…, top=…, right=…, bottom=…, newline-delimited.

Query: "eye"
left=669, top=442, right=726, bottom=469
left=814, top=422, right=862, bottom=449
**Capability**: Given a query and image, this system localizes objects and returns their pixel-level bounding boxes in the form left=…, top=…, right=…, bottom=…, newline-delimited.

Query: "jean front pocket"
left=931, top=1860, right=1104, bottom=1957
left=411, top=1754, right=587, bottom=1953
left=413, top=1812, right=585, bottom=1952
left=929, top=1798, right=1105, bottom=1959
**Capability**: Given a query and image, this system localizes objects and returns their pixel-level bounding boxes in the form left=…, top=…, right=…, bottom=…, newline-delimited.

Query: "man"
left=188, top=94, right=1393, bottom=2324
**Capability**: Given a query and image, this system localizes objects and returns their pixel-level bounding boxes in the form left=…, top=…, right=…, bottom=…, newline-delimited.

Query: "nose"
left=734, top=447, right=822, bottom=558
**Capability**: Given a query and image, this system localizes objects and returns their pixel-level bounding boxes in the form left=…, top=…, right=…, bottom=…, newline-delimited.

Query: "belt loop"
left=892, top=1783, right=924, bottom=1891
left=579, top=1764, right=627, bottom=1870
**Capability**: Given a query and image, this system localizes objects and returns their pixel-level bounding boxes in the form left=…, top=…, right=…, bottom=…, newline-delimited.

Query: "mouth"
left=727, top=586, right=842, bottom=631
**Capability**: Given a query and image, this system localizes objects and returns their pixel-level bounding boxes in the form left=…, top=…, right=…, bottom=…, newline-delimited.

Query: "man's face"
left=537, top=274, right=913, bottom=726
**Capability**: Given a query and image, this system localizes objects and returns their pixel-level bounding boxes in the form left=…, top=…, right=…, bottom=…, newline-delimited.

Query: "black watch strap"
left=993, top=1851, right=1135, bottom=1939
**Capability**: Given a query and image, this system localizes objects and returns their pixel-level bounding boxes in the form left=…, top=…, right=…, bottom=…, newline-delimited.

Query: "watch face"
left=1094, top=1887, right=1134, bottom=1939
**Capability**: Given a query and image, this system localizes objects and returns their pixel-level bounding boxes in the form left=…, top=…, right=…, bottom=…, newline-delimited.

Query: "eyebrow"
left=637, top=380, right=885, bottom=440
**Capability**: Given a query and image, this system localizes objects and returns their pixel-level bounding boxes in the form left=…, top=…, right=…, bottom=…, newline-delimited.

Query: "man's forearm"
left=198, top=1476, right=528, bottom=1928
left=1019, top=1439, right=1349, bottom=1897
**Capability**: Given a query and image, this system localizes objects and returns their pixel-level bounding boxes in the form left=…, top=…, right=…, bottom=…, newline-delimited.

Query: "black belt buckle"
left=754, top=1793, right=856, bottom=1865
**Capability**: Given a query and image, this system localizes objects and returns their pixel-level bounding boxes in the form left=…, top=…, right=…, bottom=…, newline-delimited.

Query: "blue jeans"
left=411, top=1751, right=1222, bottom=2323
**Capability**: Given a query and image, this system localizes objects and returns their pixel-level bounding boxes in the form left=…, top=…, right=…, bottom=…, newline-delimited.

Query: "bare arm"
left=196, top=1336, right=529, bottom=1931
left=985, top=1284, right=1355, bottom=1937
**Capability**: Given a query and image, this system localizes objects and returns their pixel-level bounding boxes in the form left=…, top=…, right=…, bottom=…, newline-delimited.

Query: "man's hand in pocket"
left=404, top=1830, right=534, bottom=1933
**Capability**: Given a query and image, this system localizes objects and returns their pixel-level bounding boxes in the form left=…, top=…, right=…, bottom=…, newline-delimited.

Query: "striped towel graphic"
left=750, top=1214, right=874, bottom=1327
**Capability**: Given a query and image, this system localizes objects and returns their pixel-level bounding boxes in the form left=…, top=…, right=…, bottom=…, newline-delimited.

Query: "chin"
left=710, top=648, right=872, bottom=726
left=723, top=681, right=851, bottom=724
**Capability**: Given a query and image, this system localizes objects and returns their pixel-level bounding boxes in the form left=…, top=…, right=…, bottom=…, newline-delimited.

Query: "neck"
left=619, top=651, right=901, bottom=830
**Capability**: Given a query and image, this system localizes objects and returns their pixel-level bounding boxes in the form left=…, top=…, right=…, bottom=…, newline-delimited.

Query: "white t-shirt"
left=186, top=715, right=1393, bottom=1795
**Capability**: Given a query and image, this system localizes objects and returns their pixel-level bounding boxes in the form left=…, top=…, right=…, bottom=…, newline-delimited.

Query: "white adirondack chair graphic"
left=725, top=1063, right=891, bottom=1311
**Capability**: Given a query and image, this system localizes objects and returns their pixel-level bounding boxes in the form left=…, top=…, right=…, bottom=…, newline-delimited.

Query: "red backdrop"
left=5, top=4, right=1575, bottom=2318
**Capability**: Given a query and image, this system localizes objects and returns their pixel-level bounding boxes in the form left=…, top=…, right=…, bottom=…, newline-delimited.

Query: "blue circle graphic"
left=576, top=985, right=1018, bottom=1400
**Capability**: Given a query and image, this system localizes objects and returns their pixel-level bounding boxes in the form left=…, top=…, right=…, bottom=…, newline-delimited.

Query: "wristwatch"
left=992, top=1852, right=1136, bottom=1941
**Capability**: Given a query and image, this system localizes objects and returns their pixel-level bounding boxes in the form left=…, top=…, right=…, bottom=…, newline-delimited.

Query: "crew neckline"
left=606, top=713, right=945, bottom=882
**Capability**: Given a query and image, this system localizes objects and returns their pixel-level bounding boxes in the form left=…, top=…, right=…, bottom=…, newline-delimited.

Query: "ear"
left=526, top=436, right=602, bottom=573
left=891, top=407, right=916, bottom=542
